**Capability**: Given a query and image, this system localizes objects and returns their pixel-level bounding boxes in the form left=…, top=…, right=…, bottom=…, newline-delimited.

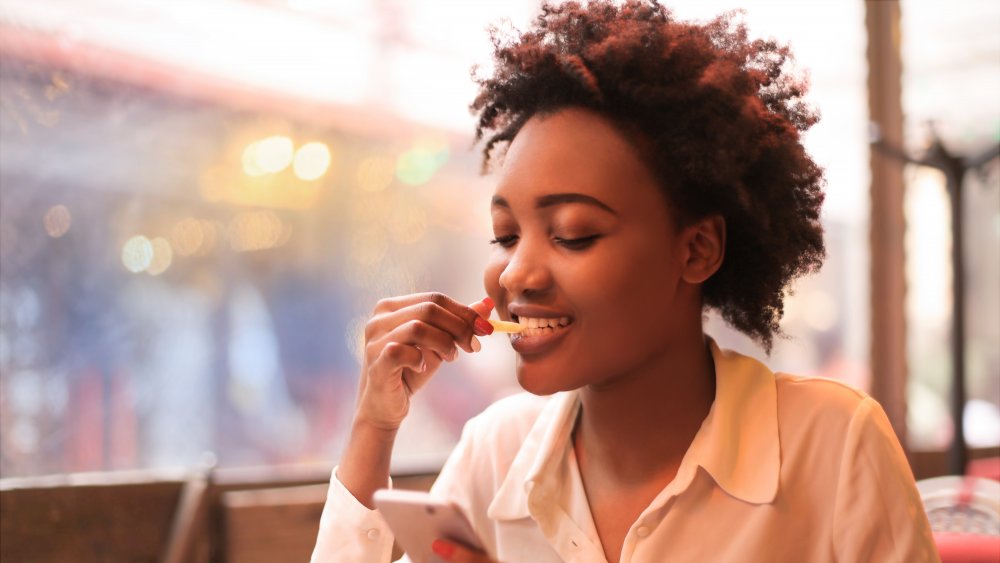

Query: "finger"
left=374, top=292, right=475, bottom=319
left=398, top=350, right=442, bottom=394
left=379, top=319, right=461, bottom=362
left=374, top=300, right=479, bottom=353
left=431, top=539, right=496, bottom=563
left=368, top=342, right=424, bottom=391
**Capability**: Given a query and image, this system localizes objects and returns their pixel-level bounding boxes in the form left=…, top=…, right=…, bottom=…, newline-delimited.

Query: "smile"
left=515, top=316, right=572, bottom=336
left=509, top=314, right=574, bottom=356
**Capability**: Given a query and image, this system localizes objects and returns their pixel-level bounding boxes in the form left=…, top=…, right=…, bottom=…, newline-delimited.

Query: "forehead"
left=494, top=108, right=663, bottom=210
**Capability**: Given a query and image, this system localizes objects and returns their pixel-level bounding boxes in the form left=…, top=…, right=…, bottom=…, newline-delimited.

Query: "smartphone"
left=372, top=488, right=485, bottom=562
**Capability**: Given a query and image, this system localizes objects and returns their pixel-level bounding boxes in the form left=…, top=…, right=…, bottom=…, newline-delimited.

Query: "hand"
left=431, top=539, right=498, bottom=563
left=356, top=293, right=494, bottom=431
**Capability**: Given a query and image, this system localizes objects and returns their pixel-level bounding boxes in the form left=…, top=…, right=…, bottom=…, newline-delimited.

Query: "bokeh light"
left=146, top=237, right=174, bottom=275
left=199, top=220, right=222, bottom=255
left=357, top=155, right=395, bottom=192
left=292, top=141, right=331, bottom=181
left=242, top=135, right=294, bottom=176
left=228, top=210, right=286, bottom=252
left=395, top=138, right=449, bottom=186
left=351, top=192, right=391, bottom=225
left=170, top=218, right=205, bottom=256
left=42, top=205, right=71, bottom=238
left=121, top=235, right=154, bottom=273
left=241, top=145, right=267, bottom=176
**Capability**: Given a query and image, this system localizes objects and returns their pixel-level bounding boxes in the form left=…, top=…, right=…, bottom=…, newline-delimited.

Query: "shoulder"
left=774, top=372, right=870, bottom=416
left=775, top=371, right=868, bottom=397
left=774, top=373, right=871, bottom=439
left=772, top=373, right=888, bottom=446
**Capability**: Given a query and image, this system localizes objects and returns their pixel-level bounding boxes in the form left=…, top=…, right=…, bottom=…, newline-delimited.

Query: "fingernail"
left=481, top=296, right=494, bottom=310
left=473, top=317, right=494, bottom=336
left=470, top=336, right=482, bottom=353
left=418, top=358, right=426, bottom=372
left=431, top=539, right=455, bottom=559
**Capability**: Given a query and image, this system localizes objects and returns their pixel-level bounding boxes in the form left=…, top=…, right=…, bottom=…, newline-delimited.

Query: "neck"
left=574, top=327, right=716, bottom=482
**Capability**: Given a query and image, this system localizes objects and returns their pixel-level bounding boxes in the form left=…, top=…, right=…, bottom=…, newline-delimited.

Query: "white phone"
left=372, top=488, right=485, bottom=562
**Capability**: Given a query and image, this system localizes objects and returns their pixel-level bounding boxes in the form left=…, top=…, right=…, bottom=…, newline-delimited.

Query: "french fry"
left=488, top=319, right=524, bottom=333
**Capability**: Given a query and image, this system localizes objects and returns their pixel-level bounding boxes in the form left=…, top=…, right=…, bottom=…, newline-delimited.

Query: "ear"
left=680, top=214, right=725, bottom=284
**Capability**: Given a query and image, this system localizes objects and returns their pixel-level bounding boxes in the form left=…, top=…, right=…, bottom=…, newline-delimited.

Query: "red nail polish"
left=481, top=296, right=494, bottom=309
left=431, top=539, right=455, bottom=559
left=473, top=317, right=494, bottom=336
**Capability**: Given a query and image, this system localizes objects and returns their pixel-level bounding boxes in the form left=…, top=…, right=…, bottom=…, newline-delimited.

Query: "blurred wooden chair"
left=0, top=471, right=192, bottom=563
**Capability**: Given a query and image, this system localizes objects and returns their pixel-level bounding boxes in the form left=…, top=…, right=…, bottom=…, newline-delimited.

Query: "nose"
left=498, top=238, right=554, bottom=296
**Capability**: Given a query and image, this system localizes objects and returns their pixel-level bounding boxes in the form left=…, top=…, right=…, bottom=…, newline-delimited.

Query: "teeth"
left=516, top=316, right=572, bottom=333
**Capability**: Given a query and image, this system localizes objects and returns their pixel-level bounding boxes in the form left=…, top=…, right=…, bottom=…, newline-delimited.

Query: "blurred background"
left=0, top=0, right=997, bottom=481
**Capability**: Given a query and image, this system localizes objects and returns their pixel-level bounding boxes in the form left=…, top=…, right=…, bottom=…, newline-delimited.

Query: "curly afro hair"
left=471, top=0, right=826, bottom=351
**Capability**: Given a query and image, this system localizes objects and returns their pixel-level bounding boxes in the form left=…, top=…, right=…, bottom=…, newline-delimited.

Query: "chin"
left=515, top=362, right=574, bottom=396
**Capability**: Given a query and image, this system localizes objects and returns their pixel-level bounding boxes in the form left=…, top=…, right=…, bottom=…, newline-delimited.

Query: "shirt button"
left=635, top=526, right=651, bottom=538
left=366, top=528, right=380, bottom=541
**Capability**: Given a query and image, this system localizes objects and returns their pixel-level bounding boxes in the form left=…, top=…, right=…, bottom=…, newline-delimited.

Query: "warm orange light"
left=242, top=135, right=294, bottom=176
left=293, top=142, right=331, bottom=181
left=146, top=237, right=174, bottom=275
left=228, top=211, right=285, bottom=252
left=357, top=156, right=395, bottom=192
left=170, top=218, right=205, bottom=256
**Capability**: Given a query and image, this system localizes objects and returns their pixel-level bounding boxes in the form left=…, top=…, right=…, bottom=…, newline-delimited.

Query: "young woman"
left=312, top=2, right=938, bottom=561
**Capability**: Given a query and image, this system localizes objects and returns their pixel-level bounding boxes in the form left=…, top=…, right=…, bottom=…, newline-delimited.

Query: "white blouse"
left=311, top=340, right=940, bottom=562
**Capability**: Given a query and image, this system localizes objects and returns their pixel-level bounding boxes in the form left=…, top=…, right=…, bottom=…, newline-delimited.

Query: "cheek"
left=571, top=240, right=681, bottom=359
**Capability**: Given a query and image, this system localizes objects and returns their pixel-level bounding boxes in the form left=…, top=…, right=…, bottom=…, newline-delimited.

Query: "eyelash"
left=556, top=235, right=601, bottom=250
left=488, top=234, right=601, bottom=250
left=488, top=235, right=518, bottom=248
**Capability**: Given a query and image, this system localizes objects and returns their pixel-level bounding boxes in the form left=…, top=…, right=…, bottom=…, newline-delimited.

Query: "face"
left=484, top=108, right=701, bottom=395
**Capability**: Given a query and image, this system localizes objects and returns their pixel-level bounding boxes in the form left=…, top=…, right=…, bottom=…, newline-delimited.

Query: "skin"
left=338, top=292, right=493, bottom=510
left=484, top=108, right=724, bottom=563
left=339, top=107, right=725, bottom=563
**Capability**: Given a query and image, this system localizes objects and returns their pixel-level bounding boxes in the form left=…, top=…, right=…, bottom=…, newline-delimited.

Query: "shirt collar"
left=693, top=338, right=780, bottom=505
left=487, top=337, right=780, bottom=521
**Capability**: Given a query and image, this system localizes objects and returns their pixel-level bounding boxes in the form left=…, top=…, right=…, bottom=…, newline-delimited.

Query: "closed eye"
left=554, top=235, right=601, bottom=250
left=489, top=235, right=519, bottom=248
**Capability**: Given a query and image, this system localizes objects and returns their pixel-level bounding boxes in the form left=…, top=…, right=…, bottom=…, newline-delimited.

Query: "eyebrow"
left=491, top=193, right=618, bottom=215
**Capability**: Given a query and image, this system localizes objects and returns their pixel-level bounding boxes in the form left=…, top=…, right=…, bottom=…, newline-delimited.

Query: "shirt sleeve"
left=832, top=397, right=941, bottom=563
left=310, top=467, right=396, bottom=563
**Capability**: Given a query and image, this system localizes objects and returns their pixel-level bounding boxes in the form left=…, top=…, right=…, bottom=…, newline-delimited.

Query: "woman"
left=312, top=1, right=938, bottom=561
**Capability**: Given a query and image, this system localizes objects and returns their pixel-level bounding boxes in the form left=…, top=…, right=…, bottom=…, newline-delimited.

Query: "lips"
left=507, top=305, right=574, bottom=357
